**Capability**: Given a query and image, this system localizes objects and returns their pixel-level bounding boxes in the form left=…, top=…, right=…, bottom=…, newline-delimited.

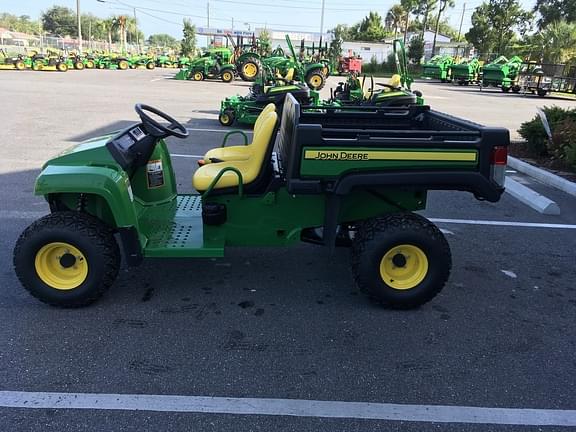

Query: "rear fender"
left=35, top=165, right=139, bottom=230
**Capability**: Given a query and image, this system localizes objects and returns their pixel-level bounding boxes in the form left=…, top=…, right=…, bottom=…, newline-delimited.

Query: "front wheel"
left=57, top=62, right=68, bottom=72
left=146, top=62, right=155, bottom=70
left=351, top=213, right=451, bottom=309
left=305, top=68, right=326, bottom=90
left=221, top=70, right=234, bottom=83
left=13, top=212, right=121, bottom=308
left=192, top=71, right=204, bottom=81
left=75, top=61, right=84, bottom=70
left=118, top=60, right=129, bottom=70
left=218, top=109, right=235, bottom=126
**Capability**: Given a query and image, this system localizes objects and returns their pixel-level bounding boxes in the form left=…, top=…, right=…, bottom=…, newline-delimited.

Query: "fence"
left=1, top=34, right=139, bottom=54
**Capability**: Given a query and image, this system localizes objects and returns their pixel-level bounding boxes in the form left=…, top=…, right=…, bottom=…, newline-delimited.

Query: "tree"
left=534, top=0, right=576, bottom=29
left=258, top=28, right=271, bottom=54
left=148, top=33, right=179, bottom=48
left=329, top=24, right=353, bottom=42
left=181, top=20, right=196, bottom=56
left=0, top=13, right=41, bottom=35
left=400, top=0, right=419, bottom=43
left=431, top=0, right=455, bottom=55
left=41, top=6, right=76, bottom=36
left=385, top=4, right=406, bottom=39
left=408, top=36, right=425, bottom=63
left=538, top=20, right=576, bottom=63
left=465, top=0, right=533, bottom=58
left=355, top=11, right=386, bottom=41
left=415, top=0, right=437, bottom=37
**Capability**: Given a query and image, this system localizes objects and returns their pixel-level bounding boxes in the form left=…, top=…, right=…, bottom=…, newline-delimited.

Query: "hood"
left=43, top=133, right=119, bottom=169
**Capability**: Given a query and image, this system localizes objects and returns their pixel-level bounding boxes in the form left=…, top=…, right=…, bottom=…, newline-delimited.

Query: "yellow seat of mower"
left=193, top=111, right=278, bottom=191
left=203, top=103, right=276, bottom=163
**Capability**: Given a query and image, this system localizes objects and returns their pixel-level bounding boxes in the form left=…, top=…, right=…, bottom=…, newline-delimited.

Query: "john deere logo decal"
left=304, top=149, right=477, bottom=162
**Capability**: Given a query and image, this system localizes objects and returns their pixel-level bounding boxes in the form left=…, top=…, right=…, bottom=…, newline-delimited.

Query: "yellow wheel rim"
left=223, top=72, right=232, bottom=81
left=16, top=61, right=25, bottom=70
left=86, top=61, right=94, bottom=68
left=119, top=62, right=128, bottom=70
left=379, top=244, right=428, bottom=290
left=194, top=72, right=203, bottom=80
left=34, top=242, right=88, bottom=290
left=309, top=74, right=323, bottom=88
left=220, top=114, right=230, bottom=124
left=243, top=63, right=257, bottom=78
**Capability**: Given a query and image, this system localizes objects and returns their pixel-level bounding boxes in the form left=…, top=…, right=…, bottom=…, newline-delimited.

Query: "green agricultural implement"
left=0, top=49, right=27, bottom=71
left=13, top=97, right=509, bottom=309
left=128, top=54, right=155, bottom=69
left=480, top=56, right=523, bottom=92
left=423, top=54, right=455, bottom=82
left=450, top=58, right=481, bottom=85
left=174, top=48, right=236, bottom=82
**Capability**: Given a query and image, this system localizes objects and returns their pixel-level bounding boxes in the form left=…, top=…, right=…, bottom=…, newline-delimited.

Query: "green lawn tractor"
left=177, top=56, right=191, bottom=68
left=423, top=54, right=455, bottom=82
left=175, top=48, right=236, bottom=82
left=30, top=52, right=69, bottom=72
left=94, top=54, right=130, bottom=70
left=450, top=58, right=481, bottom=85
left=128, top=54, right=155, bottom=69
left=12, top=95, right=509, bottom=310
left=0, top=49, right=27, bottom=71
left=156, top=54, right=178, bottom=68
left=63, top=53, right=87, bottom=70
left=480, top=56, right=523, bottom=92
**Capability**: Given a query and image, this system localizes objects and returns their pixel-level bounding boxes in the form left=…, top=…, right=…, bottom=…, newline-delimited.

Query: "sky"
left=2, top=0, right=537, bottom=40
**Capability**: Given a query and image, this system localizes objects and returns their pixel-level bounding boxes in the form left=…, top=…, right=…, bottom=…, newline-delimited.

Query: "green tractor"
left=450, top=58, right=481, bottom=85
left=0, top=49, right=27, bottom=71
left=156, top=53, right=178, bottom=68
left=12, top=96, right=509, bottom=310
left=481, top=56, right=523, bottom=92
left=423, top=54, right=455, bottom=82
left=94, top=53, right=130, bottom=70
left=62, top=53, right=88, bottom=70
left=174, top=48, right=236, bottom=82
left=128, top=54, right=156, bottom=69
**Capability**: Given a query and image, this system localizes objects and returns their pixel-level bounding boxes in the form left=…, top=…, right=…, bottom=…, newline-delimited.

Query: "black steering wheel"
left=135, top=104, right=189, bottom=139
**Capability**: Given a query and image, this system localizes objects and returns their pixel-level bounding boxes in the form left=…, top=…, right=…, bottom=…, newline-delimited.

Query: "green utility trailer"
left=423, top=55, right=454, bottom=82
left=481, top=56, right=523, bottom=92
left=450, top=58, right=481, bottom=85
left=13, top=95, right=509, bottom=310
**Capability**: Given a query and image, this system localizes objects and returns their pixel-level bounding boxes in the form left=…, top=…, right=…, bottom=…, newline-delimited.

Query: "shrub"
left=551, top=118, right=576, bottom=168
left=518, top=106, right=576, bottom=158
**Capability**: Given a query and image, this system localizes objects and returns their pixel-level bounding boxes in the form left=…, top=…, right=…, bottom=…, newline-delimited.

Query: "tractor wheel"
left=218, top=109, right=235, bottom=126
left=32, top=61, right=42, bottom=71
left=57, top=62, right=68, bottom=72
left=238, top=57, right=261, bottom=81
left=118, top=60, right=129, bottom=70
left=192, top=71, right=204, bottom=81
left=15, top=60, right=26, bottom=70
left=537, top=88, right=547, bottom=97
left=501, top=86, right=510, bottom=93
left=85, top=60, right=95, bottom=69
left=351, top=213, right=451, bottom=309
left=75, top=61, right=84, bottom=70
left=146, top=62, right=155, bottom=70
left=221, top=70, right=234, bottom=83
left=306, top=68, right=326, bottom=90
left=13, top=211, right=121, bottom=308
left=512, top=85, right=521, bottom=93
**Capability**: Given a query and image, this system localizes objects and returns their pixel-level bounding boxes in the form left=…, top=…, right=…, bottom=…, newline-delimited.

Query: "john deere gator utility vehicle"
left=175, top=48, right=236, bottom=82
left=423, top=54, right=455, bottom=82
left=0, top=49, right=27, bottom=71
left=450, top=58, right=481, bottom=85
left=13, top=93, right=509, bottom=310
left=480, top=56, right=522, bottom=92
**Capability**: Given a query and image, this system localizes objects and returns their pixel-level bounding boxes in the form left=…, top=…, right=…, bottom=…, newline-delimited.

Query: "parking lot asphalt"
left=0, top=68, right=575, bottom=431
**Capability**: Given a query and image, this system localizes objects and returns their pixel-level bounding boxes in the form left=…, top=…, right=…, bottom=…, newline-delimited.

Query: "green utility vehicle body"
left=175, top=48, right=236, bottom=82
left=156, top=54, right=177, bottom=68
left=128, top=54, right=155, bottom=69
left=481, top=56, right=523, bottom=92
left=450, top=58, right=481, bottom=85
left=15, top=96, right=508, bottom=310
left=423, top=55, right=454, bottom=82
left=0, top=49, right=27, bottom=70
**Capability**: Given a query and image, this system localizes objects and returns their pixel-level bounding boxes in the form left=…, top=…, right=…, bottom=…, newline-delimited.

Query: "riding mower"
left=156, top=54, right=178, bottom=68
left=218, top=64, right=319, bottom=127
left=450, top=58, right=481, bottom=85
left=12, top=94, right=509, bottom=310
left=128, top=54, right=155, bottom=69
left=63, top=53, right=87, bottom=70
left=0, top=49, right=27, bottom=71
left=480, top=56, right=523, bottom=92
left=422, top=54, right=455, bottom=82
left=31, top=52, right=69, bottom=72
left=94, top=53, right=130, bottom=70
left=175, top=49, right=236, bottom=82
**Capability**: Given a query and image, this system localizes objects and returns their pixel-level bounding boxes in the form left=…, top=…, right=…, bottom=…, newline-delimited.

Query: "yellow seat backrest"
left=253, top=103, right=276, bottom=134
left=388, top=74, right=401, bottom=89
left=285, top=68, right=295, bottom=81
left=249, top=111, right=278, bottom=167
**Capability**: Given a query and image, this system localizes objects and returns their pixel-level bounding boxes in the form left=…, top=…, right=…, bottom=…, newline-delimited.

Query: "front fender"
left=35, top=165, right=139, bottom=229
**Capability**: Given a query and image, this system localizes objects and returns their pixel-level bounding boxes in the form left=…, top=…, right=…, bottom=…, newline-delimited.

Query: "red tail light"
left=491, top=146, right=507, bottom=165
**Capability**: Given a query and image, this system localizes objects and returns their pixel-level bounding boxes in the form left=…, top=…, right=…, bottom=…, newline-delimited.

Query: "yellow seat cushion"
left=193, top=111, right=278, bottom=191
left=203, top=103, right=276, bottom=163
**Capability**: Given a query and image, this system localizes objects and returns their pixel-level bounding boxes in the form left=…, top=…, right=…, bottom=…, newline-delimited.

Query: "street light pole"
left=133, top=7, right=139, bottom=50
left=77, top=0, right=82, bottom=52
left=320, top=0, right=325, bottom=36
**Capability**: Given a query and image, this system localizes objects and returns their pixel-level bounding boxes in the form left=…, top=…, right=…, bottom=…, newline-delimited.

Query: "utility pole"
left=457, top=3, right=466, bottom=42
left=133, top=7, right=139, bottom=51
left=88, top=19, right=92, bottom=50
left=320, top=0, right=326, bottom=35
left=77, top=0, right=82, bottom=52
left=207, top=1, right=210, bottom=28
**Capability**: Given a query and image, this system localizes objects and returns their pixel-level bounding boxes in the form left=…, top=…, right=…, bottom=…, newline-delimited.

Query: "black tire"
left=146, top=62, right=155, bottom=70
left=238, top=57, right=261, bottom=81
left=351, top=213, right=451, bottom=309
left=501, top=86, right=510, bottom=93
left=75, top=61, right=84, bottom=70
left=192, top=71, right=204, bottom=81
left=13, top=211, right=121, bottom=308
left=218, top=109, right=235, bottom=126
left=118, top=60, right=129, bottom=70
left=537, top=88, right=547, bottom=97
left=221, top=70, right=234, bottom=83
left=305, top=68, right=326, bottom=90
left=512, top=85, right=521, bottom=93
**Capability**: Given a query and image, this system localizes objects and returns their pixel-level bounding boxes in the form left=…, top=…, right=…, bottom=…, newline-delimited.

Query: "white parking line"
left=429, top=218, right=576, bottom=229
left=0, top=391, right=574, bottom=426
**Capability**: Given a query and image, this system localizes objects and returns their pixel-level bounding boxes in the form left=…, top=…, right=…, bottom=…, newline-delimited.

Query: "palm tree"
left=385, top=4, right=406, bottom=39
left=432, top=0, right=455, bottom=55
left=539, top=20, right=576, bottom=63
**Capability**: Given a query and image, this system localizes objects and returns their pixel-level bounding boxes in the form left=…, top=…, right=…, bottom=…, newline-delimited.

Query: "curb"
left=508, top=156, right=576, bottom=198
left=505, top=178, right=560, bottom=215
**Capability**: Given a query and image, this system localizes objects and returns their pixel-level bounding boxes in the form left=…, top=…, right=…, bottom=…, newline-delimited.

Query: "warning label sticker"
left=146, top=159, right=164, bottom=188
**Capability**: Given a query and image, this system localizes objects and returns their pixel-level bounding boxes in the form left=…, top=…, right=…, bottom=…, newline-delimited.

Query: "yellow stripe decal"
left=303, top=150, right=477, bottom=162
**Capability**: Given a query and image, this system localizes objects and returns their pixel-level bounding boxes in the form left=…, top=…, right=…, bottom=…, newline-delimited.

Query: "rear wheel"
left=13, top=212, right=121, bottom=308
left=56, top=62, right=68, bottom=72
left=501, top=86, right=510, bottom=93
left=537, top=88, right=547, bottom=97
left=118, top=60, right=129, bottom=70
left=32, top=61, right=42, bottom=71
left=146, top=62, right=155, bottom=70
left=238, top=57, right=261, bottom=81
left=221, top=70, right=234, bottom=83
left=192, top=71, right=204, bottom=81
left=85, top=60, right=95, bottom=69
left=218, top=109, right=235, bottom=126
left=351, top=213, right=451, bottom=309
left=75, top=61, right=84, bottom=70
left=305, top=68, right=326, bottom=90
left=15, top=60, right=25, bottom=70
